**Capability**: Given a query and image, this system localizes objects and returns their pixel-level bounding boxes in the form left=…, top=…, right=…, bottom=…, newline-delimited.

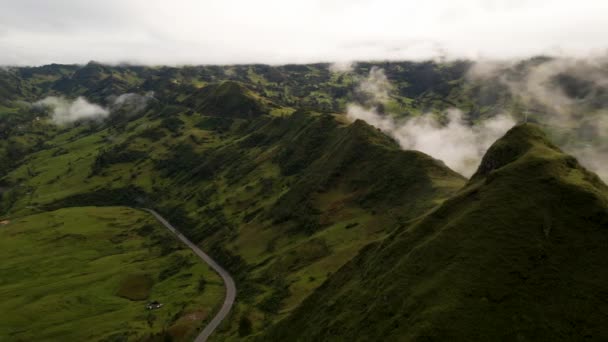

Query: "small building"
left=146, top=301, right=163, bottom=310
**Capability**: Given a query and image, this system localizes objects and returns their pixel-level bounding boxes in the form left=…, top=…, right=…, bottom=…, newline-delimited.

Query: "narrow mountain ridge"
left=263, top=123, right=608, bottom=341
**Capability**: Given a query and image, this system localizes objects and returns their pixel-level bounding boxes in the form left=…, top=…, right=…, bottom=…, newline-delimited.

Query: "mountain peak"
left=470, top=123, right=560, bottom=181
left=264, top=120, right=608, bottom=342
left=188, top=80, right=271, bottom=118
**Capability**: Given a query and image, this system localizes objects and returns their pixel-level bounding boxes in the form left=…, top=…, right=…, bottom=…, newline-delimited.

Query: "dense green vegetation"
left=0, top=61, right=470, bottom=340
left=1, top=112, right=465, bottom=340
left=1, top=59, right=607, bottom=341
left=263, top=124, right=608, bottom=341
left=0, top=206, right=223, bottom=341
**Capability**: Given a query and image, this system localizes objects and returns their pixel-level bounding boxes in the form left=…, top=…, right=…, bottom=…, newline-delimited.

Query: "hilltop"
left=263, top=124, right=608, bottom=341
left=186, top=81, right=274, bottom=118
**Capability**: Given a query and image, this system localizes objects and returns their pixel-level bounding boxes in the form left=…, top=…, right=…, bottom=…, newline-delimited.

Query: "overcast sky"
left=1, top=0, right=607, bottom=66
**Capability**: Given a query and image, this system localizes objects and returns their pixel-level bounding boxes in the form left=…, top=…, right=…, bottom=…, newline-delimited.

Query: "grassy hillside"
left=263, top=124, right=608, bottom=341
left=0, top=60, right=481, bottom=120
left=2, top=58, right=605, bottom=181
left=186, top=81, right=275, bottom=119
left=0, top=206, right=223, bottom=341
left=1, top=60, right=606, bottom=340
left=0, top=105, right=465, bottom=339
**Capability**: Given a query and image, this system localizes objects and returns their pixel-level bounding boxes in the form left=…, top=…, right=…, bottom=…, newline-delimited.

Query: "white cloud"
left=329, top=61, right=355, bottom=73
left=357, top=66, right=391, bottom=104
left=347, top=68, right=516, bottom=176
left=0, top=0, right=607, bottom=65
left=467, top=57, right=608, bottom=180
left=110, top=91, right=155, bottom=113
left=35, top=96, right=109, bottom=125
left=388, top=109, right=516, bottom=177
left=35, top=92, right=155, bottom=125
left=348, top=103, right=516, bottom=176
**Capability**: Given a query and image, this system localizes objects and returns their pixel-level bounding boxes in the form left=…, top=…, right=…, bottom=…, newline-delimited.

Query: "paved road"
left=144, top=209, right=236, bottom=342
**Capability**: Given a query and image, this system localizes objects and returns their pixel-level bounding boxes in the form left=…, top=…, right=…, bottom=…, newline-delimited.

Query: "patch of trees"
left=0, top=183, right=27, bottom=214
left=197, top=205, right=233, bottom=238
left=43, top=186, right=149, bottom=210
left=158, top=254, right=194, bottom=281
left=208, top=244, right=248, bottom=280
left=273, top=114, right=336, bottom=176
left=272, top=199, right=321, bottom=235
left=152, top=104, right=186, bottom=118
left=257, top=280, right=290, bottom=314
left=155, top=142, right=256, bottom=185
left=154, top=204, right=199, bottom=239
left=91, top=144, right=146, bottom=175
left=196, top=117, right=233, bottom=133
left=154, top=143, right=200, bottom=178
left=140, top=226, right=182, bottom=256
left=224, top=153, right=256, bottom=185
left=159, top=116, right=184, bottom=133
left=238, top=316, right=253, bottom=337
left=137, top=127, right=167, bottom=141
left=237, top=132, right=269, bottom=148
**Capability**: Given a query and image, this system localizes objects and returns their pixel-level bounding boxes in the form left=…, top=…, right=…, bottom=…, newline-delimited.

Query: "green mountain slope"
left=2, top=60, right=607, bottom=340
left=0, top=83, right=465, bottom=339
left=263, top=124, right=608, bottom=341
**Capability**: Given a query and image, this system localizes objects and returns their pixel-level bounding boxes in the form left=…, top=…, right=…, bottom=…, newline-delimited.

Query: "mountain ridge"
left=1, top=61, right=607, bottom=340
left=262, top=123, right=608, bottom=341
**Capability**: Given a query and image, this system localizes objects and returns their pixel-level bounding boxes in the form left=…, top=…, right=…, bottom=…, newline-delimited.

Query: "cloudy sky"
left=1, top=0, right=607, bottom=65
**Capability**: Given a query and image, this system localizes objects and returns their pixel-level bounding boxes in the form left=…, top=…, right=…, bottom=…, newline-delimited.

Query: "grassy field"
left=0, top=206, right=224, bottom=341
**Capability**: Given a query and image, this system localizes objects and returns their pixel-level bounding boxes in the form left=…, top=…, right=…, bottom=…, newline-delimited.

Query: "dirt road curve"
left=144, top=209, right=236, bottom=342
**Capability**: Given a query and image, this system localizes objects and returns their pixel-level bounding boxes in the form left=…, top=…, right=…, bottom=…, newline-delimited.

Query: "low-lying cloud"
left=35, top=96, right=109, bottom=125
left=347, top=68, right=516, bottom=177
left=348, top=59, right=608, bottom=181
left=468, top=56, right=608, bottom=180
left=109, top=91, right=155, bottom=113
left=36, top=92, right=154, bottom=125
left=356, top=66, right=392, bottom=104
left=329, top=61, right=355, bottom=73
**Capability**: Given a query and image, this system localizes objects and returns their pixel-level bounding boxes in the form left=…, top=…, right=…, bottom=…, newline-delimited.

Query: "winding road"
left=144, top=209, right=236, bottom=342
